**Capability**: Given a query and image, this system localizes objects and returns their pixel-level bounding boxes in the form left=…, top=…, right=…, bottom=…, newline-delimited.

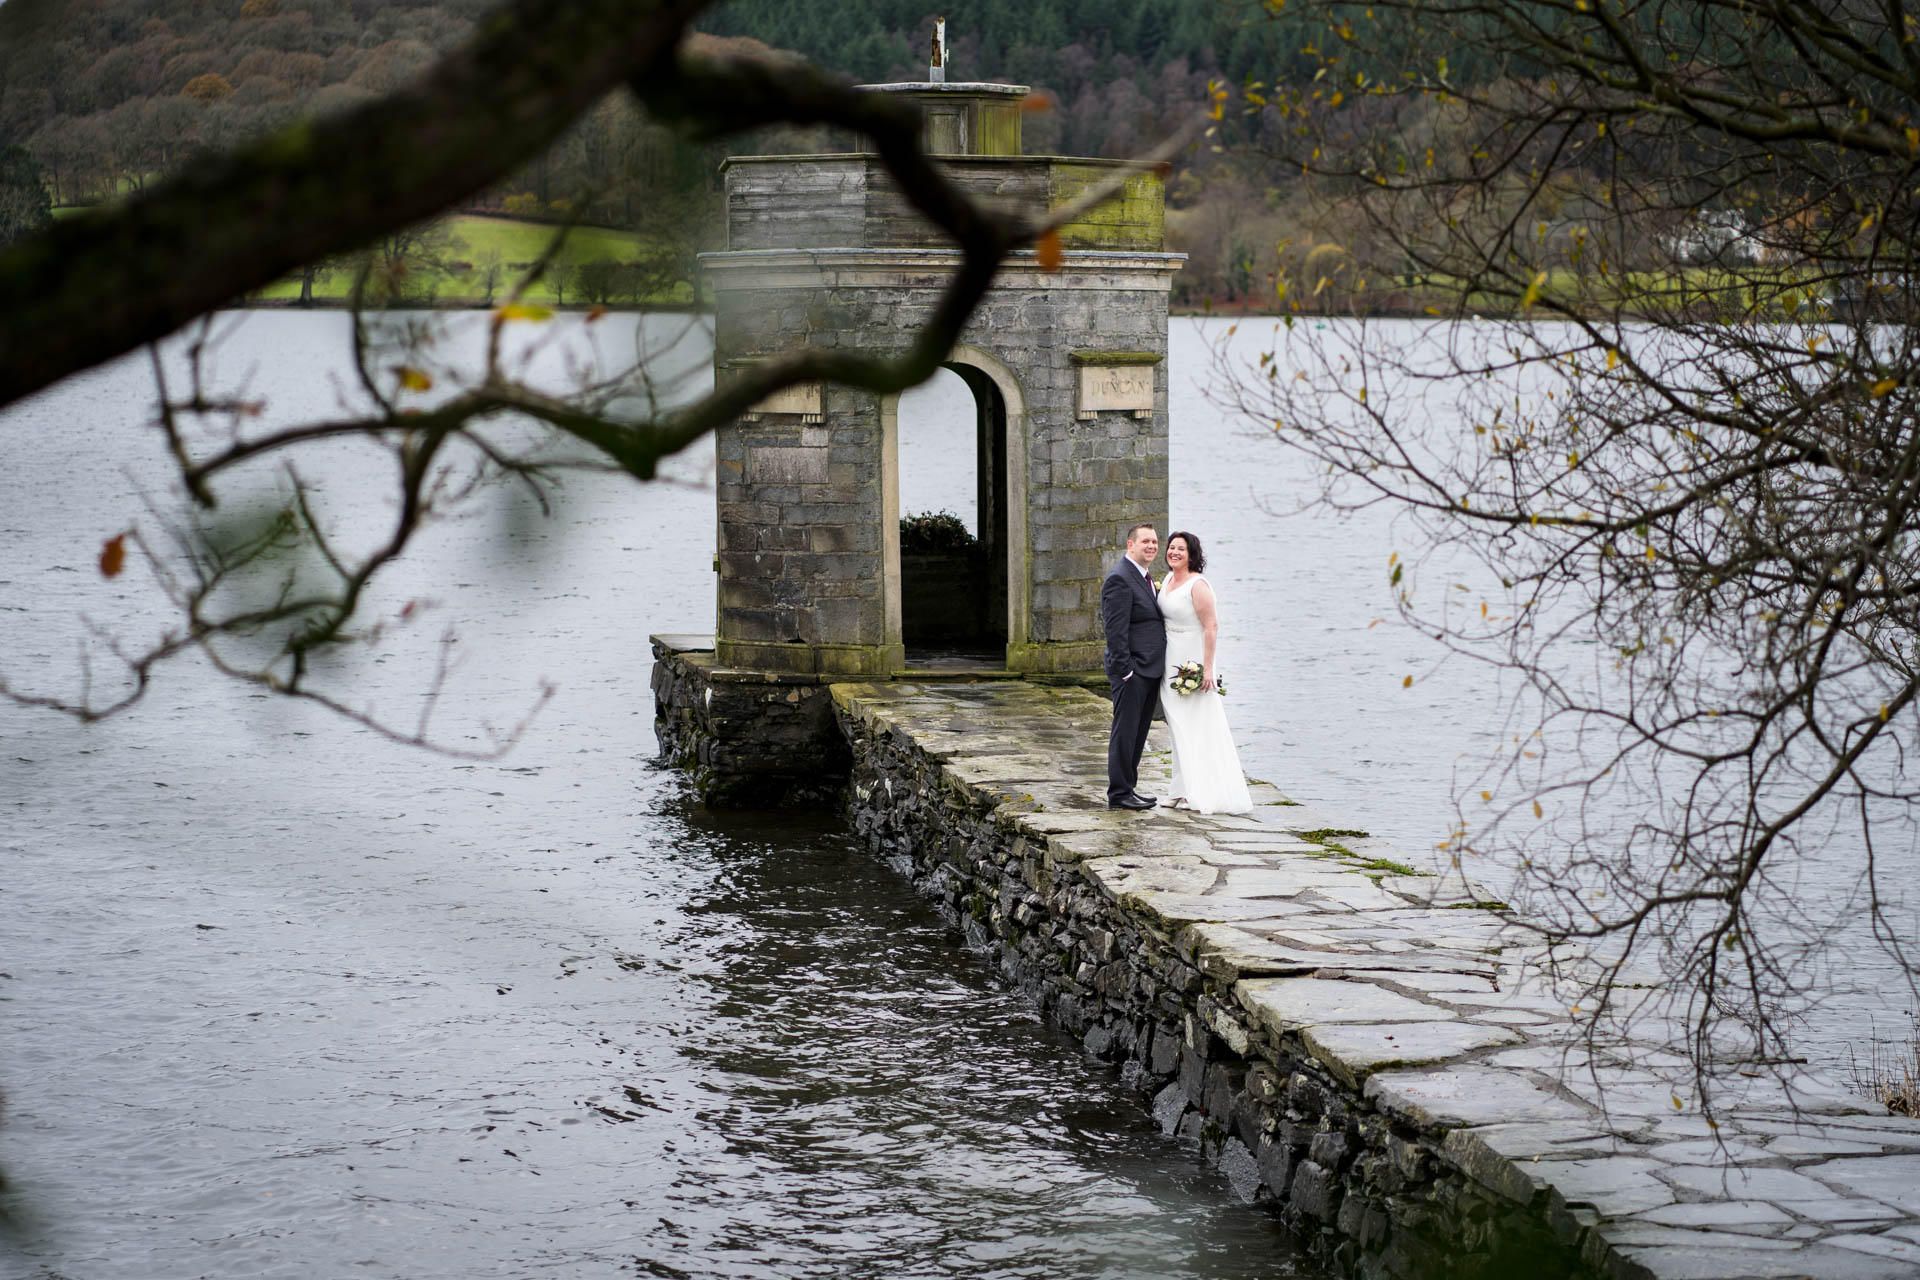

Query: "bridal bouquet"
left=1169, top=661, right=1226, bottom=696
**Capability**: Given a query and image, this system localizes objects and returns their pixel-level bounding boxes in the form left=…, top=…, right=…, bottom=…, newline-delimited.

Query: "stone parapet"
left=713, top=638, right=905, bottom=677
left=700, top=245, right=1184, bottom=292
left=719, top=155, right=1166, bottom=253
left=827, top=680, right=1920, bottom=1280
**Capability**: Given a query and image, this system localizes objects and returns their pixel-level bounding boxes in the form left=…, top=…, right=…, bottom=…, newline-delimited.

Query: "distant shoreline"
left=226, top=299, right=1392, bottom=320
left=236, top=297, right=711, bottom=314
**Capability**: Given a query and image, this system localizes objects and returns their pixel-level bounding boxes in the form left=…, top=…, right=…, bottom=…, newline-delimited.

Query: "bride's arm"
left=1192, top=577, right=1220, bottom=692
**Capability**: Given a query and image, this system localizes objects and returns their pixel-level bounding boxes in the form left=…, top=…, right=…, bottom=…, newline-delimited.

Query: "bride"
left=1157, top=531, right=1252, bottom=814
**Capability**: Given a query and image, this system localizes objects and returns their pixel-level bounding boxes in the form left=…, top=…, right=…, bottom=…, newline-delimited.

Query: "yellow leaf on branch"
left=1520, top=271, right=1547, bottom=309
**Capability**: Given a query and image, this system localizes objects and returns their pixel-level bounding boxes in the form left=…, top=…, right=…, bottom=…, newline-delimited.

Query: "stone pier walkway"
left=836, top=679, right=1920, bottom=1280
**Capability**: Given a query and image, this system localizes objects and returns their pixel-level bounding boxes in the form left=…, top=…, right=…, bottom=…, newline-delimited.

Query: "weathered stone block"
left=1386, top=1132, right=1430, bottom=1183
left=1217, top=1137, right=1265, bottom=1204
left=1311, top=1125, right=1356, bottom=1174
left=1245, top=1063, right=1284, bottom=1106
left=1291, top=1159, right=1341, bottom=1222
left=1149, top=1025, right=1182, bottom=1077
left=1230, top=1090, right=1270, bottom=1152
left=1204, top=1061, right=1246, bottom=1125
left=810, top=521, right=864, bottom=552
left=1180, top=1043, right=1208, bottom=1109
left=812, top=597, right=877, bottom=646
left=1152, top=1081, right=1187, bottom=1136
left=1257, top=1131, right=1296, bottom=1198
left=719, top=579, right=776, bottom=611
left=1291, top=1070, right=1335, bottom=1120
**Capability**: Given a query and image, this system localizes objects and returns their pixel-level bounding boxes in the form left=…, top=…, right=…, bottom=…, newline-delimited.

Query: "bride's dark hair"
left=1169, top=531, right=1206, bottom=573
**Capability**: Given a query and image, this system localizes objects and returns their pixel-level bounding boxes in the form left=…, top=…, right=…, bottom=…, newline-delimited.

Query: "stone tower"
left=701, top=69, right=1181, bottom=677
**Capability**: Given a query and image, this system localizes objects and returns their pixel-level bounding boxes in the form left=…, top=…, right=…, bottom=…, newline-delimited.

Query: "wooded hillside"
left=0, top=0, right=1322, bottom=306
left=0, top=0, right=720, bottom=227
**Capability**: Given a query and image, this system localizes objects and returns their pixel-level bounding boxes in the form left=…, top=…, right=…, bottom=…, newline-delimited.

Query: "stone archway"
left=881, top=343, right=1029, bottom=669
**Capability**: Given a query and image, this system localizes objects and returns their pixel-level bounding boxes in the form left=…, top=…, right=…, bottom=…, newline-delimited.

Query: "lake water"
left=1, top=308, right=1912, bottom=1278
left=0, top=312, right=1312, bottom=1280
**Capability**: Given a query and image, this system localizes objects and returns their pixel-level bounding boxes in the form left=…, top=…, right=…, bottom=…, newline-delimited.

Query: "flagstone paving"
left=832, top=679, right=1920, bottom=1280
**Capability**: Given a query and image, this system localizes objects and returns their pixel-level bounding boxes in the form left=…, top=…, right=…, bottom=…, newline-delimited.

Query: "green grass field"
left=250, top=214, right=695, bottom=305
left=52, top=208, right=693, bottom=304
left=1185, top=262, right=1841, bottom=320
left=1422, top=265, right=1834, bottom=320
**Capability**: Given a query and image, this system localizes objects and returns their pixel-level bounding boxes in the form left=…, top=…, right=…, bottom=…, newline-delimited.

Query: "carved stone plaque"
left=746, top=445, right=829, bottom=485
left=1076, top=364, right=1154, bottom=419
left=742, top=380, right=825, bottom=423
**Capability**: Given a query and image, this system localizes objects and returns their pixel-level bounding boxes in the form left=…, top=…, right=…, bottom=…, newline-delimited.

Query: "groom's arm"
left=1101, top=573, right=1132, bottom=679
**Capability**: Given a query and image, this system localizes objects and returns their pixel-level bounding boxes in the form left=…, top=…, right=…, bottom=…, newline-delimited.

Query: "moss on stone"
left=1048, top=163, right=1164, bottom=251
left=1354, top=857, right=1426, bottom=877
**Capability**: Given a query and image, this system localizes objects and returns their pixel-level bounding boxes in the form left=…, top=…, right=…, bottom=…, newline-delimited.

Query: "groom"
left=1101, top=522, right=1166, bottom=810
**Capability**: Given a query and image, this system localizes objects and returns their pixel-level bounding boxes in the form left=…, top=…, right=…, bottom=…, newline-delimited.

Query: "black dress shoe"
left=1134, top=792, right=1157, bottom=804
left=1109, top=793, right=1155, bottom=810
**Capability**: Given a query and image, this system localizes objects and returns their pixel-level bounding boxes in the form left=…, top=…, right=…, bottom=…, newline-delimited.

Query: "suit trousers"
left=1107, top=673, right=1159, bottom=802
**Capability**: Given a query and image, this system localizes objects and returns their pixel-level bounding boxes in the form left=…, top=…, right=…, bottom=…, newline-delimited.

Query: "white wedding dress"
left=1158, top=575, right=1253, bottom=814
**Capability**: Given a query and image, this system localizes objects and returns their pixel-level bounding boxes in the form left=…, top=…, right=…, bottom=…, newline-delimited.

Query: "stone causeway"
left=820, top=678, right=1920, bottom=1280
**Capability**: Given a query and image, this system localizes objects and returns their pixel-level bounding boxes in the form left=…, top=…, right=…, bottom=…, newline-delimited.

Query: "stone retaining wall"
left=650, top=636, right=846, bottom=807
left=834, top=682, right=1579, bottom=1279
left=826, top=679, right=1920, bottom=1280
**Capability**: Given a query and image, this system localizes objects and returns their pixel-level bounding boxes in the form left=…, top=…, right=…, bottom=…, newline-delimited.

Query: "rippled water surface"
left=3, top=308, right=1915, bottom=1278
left=1, top=314, right=1313, bottom=1280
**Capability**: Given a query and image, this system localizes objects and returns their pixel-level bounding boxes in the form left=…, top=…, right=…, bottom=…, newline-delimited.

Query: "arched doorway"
left=881, top=347, right=1028, bottom=670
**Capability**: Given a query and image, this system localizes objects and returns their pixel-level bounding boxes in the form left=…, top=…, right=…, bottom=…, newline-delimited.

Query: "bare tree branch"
left=1207, top=0, right=1920, bottom=1099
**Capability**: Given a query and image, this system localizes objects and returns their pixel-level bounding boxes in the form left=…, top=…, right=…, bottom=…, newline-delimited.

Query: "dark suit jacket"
left=1102, top=558, right=1167, bottom=683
